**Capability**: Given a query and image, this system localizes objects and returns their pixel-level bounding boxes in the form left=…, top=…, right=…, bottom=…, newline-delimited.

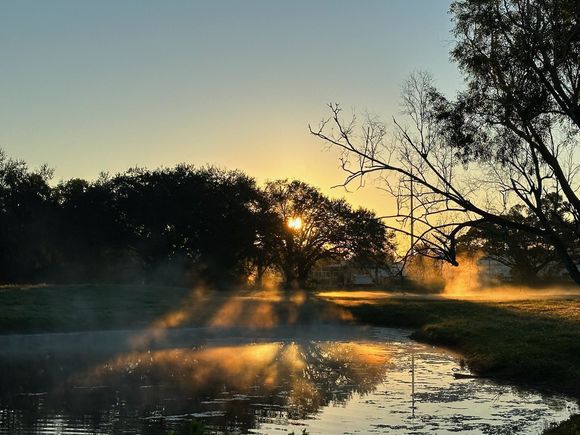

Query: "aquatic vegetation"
left=165, top=419, right=205, bottom=435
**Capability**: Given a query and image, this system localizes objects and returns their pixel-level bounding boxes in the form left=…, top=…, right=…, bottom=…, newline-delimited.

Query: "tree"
left=310, top=0, right=580, bottom=284
left=248, top=198, right=281, bottom=288
left=110, top=165, right=264, bottom=287
left=54, top=175, right=135, bottom=282
left=457, top=201, right=564, bottom=282
left=263, top=180, right=393, bottom=288
left=0, top=149, right=273, bottom=288
left=0, top=150, right=57, bottom=282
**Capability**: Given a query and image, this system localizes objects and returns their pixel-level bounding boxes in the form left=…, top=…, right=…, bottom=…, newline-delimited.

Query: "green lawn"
left=0, top=284, right=194, bottom=333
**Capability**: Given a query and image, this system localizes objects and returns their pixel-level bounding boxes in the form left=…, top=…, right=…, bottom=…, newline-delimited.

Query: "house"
left=477, top=256, right=512, bottom=283
left=310, top=260, right=399, bottom=288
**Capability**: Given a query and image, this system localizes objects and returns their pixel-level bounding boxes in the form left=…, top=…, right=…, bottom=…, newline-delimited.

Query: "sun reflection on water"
left=1, top=329, right=577, bottom=434
left=71, top=340, right=391, bottom=423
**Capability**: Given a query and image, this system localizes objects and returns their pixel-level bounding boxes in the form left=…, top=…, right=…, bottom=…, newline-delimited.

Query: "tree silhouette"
left=0, top=153, right=271, bottom=287
left=109, top=165, right=264, bottom=287
left=264, top=180, right=393, bottom=288
left=0, top=151, right=57, bottom=282
left=0, top=151, right=393, bottom=288
left=458, top=195, right=576, bottom=282
left=311, top=0, right=580, bottom=284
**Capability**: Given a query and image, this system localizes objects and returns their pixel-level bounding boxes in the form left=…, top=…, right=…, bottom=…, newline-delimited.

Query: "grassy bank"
left=345, top=298, right=580, bottom=396
left=0, top=284, right=332, bottom=334
left=342, top=297, right=580, bottom=433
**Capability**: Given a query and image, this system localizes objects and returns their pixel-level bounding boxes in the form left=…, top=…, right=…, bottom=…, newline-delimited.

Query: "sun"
left=287, top=216, right=303, bottom=231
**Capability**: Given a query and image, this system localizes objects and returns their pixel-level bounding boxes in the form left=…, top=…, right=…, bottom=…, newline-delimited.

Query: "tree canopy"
left=263, top=180, right=394, bottom=287
left=0, top=151, right=393, bottom=289
left=311, top=0, right=580, bottom=284
left=457, top=198, right=570, bottom=282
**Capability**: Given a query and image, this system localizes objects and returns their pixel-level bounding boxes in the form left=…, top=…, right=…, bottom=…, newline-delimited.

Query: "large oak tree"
left=264, top=180, right=393, bottom=288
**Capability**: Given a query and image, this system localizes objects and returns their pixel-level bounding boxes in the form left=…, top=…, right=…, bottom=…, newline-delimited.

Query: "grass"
left=0, top=283, right=333, bottom=334
left=343, top=297, right=580, bottom=434
left=0, top=284, right=194, bottom=333
left=346, top=298, right=580, bottom=396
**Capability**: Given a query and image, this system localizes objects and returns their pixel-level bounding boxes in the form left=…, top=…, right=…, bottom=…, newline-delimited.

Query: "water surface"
left=0, top=326, right=576, bottom=434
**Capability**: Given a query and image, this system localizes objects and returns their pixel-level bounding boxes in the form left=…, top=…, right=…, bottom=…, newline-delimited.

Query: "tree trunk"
left=255, top=264, right=265, bottom=288
left=548, top=234, right=580, bottom=285
left=297, top=265, right=311, bottom=289
left=282, top=264, right=298, bottom=289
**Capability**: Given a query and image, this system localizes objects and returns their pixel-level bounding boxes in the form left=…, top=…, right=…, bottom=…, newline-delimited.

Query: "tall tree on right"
left=311, top=0, right=580, bottom=284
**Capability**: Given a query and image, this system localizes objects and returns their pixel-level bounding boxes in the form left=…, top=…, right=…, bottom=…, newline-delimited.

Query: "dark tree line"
left=0, top=150, right=393, bottom=288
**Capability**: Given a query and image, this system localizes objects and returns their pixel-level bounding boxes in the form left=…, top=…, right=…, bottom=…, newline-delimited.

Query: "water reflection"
left=0, top=328, right=577, bottom=434
left=85, top=341, right=388, bottom=424
left=0, top=332, right=389, bottom=434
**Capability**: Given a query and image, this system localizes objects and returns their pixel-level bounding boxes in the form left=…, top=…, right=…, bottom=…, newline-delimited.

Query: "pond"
left=0, top=325, right=577, bottom=434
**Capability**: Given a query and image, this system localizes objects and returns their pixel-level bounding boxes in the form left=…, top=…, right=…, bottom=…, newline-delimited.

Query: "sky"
left=1, top=0, right=462, bottom=216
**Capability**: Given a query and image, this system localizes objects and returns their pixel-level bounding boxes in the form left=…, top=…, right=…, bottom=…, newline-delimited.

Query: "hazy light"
left=287, top=216, right=303, bottom=231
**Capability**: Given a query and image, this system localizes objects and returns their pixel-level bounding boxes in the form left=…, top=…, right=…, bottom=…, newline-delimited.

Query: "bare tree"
left=310, top=0, right=580, bottom=284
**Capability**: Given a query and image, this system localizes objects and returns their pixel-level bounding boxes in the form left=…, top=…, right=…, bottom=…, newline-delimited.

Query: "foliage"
left=108, top=165, right=263, bottom=286
left=311, top=0, right=580, bottom=284
left=0, top=150, right=56, bottom=283
left=263, top=180, right=394, bottom=287
left=0, top=153, right=265, bottom=287
left=0, top=152, right=394, bottom=288
left=458, top=196, right=577, bottom=282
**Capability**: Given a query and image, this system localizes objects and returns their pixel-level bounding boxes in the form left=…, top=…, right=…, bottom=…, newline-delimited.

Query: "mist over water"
left=0, top=291, right=578, bottom=434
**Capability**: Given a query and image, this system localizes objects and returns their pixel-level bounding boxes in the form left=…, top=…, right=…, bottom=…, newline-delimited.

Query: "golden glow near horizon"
left=287, top=216, right=303, bottom=231
left=77, top=341, right=390, bottom=411
left=2, top=1, right=459, bottom=234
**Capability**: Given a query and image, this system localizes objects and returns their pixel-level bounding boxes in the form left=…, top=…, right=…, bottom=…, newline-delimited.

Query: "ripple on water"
left=0, top=326, right=577, bottom=434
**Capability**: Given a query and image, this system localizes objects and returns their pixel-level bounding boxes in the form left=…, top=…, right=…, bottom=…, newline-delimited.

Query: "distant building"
left=310, top=260, right=399, bottom=288
left=477, top=256, right=512, bottom=283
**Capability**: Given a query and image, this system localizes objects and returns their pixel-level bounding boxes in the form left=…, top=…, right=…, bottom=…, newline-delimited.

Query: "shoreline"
left=342, top=297, right=580, bottom=434
left=1, top=284, right=579, bottom=433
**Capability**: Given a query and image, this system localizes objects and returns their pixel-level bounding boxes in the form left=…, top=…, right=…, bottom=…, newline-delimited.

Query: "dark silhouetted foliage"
left=0, top=151, right=393, bottom=288
left=312, top=0, right=580, bottom=284
left=263, top=180, right=394, bottom=288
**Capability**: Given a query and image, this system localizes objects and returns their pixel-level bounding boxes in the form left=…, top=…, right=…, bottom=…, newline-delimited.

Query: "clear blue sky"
left=1, top=0, right=460, bottom=214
